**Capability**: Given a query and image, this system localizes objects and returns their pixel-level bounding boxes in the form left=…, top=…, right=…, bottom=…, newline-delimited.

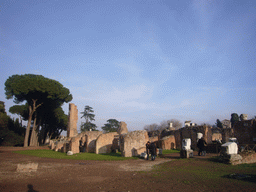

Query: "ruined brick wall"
left=222, top=128, right=234, bottom=143
left=160, top=135, right=176, bottom=150
left=67, top=103, right=78, bottom=138
left=83, top=131, right=103, bottom=153
left=95, top=132, right=118, bottom=154
left=149, top=136, right=159, bottom=143
left=174, top=126, right=212, bottom=150
left=69, top=137, right=80, bottom=154
left=233, top=120, right=256, bottom=144
left=120, top=130, right=149, bottom=157
left=174, top=130, right=181, bottom=149
left=212, top=133, right=222, bottom=141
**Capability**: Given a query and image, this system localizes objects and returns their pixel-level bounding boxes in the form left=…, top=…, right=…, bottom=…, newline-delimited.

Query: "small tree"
left=144, top=123, right=159, bottom=132
left=231, top=113, right=239, bottom=128
left=80, top=105, right=97, bottom=131
left=216, top=119, right=223, bottom=128
left=101, top=119, right=120, bottom=133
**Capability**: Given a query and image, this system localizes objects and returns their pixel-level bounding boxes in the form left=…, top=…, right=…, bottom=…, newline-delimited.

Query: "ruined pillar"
left=67, top=103, right=78, bottom=138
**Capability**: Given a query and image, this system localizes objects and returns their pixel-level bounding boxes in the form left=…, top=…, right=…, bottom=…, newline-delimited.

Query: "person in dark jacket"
left=146, top=141, right=150, bottom=160
left=149, top=142, right=157, bottom=161
left=197, top=137, right=207, bottom=156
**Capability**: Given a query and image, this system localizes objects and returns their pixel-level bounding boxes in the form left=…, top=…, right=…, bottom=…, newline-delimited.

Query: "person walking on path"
left=149, top=142, right=157, bottom=161
left=146, top=141, right=150, bottom=160
left=197, top=137, right=207, bottom=156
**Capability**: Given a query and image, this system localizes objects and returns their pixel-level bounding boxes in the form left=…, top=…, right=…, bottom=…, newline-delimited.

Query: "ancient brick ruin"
left=50, top=103, right=255, bottom=161
left=120, top=130, right=149, bottom=157
left=67, top=103, right=78, bottom=138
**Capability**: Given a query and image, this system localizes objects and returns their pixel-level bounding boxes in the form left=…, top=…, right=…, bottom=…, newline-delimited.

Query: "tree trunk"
left=29, top=114, right=37, bottom=146
left=24, top=108, right=32, bottom=147
left=23, top=99, right=43, bottom=147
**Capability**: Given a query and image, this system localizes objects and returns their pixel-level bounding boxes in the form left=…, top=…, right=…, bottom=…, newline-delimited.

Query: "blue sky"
left=1, top=0, right=256, bottom=132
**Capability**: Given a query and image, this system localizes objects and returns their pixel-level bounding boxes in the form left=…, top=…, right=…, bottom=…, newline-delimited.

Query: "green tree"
left=80, top=105, right=97, bottom=131
left=5, top=74, right=72, bottom=147
left=9, top=104, right=28, bottom=127
left=216, top=119, right=223, bottom=128
left=101, top=119, right=120, bottom=133
left=230, top=113, right=239, bottom=128
left=0, top=104, right=24, bottom=146
left=38, top=106, right=68, bottom=144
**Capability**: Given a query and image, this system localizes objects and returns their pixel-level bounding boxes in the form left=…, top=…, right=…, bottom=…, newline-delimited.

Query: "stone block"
left=17, top=163, right=38, bottom=172
left=180, top=149, right=193, bottom=158
left=140, top=152, right=147, bottom=159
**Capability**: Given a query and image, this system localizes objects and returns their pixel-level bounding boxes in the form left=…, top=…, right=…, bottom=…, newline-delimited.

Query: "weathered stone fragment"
left=180, top=149, right=193, bottom=158
left=17, top=163, right=38, bottom=172
left=117, top=121, right=128, bottom=135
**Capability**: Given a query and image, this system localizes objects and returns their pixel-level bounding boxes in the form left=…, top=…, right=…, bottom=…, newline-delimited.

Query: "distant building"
left=184, top=121, right=196, bottom=127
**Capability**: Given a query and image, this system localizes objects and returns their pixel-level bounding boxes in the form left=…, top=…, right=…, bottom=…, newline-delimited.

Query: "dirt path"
left=2, top=147, right=250, bottom=192
left=0, top=147, right=176, bottom=192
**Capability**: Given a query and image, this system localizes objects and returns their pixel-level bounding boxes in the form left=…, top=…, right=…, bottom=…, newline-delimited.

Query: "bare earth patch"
left=0, top=147, right=255, bottom=192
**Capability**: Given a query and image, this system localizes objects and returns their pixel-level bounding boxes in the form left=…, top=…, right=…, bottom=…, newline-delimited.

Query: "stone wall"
left=95, top=132, right=118, bottom=154
left=174, top=125, right=211, bottom=150
left=69, top=137, right=80, bottom=154
left=222, top=128, right=234, bottom=143
left=149, top=136, right=159, bottom=143
left=67, top=103, right=78, bottom=138
left=212, top=133, right=222, bottom=141
left=160, top=135, right=176, bottom=150
left=120, top=130, right=149, bottom=157
left=233, top=120, right=256, bottom=144
left=81, top=131, right=103, bottom=153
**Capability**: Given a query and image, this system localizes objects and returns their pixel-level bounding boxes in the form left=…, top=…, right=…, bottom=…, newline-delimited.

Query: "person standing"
left=150, top=142, right=157, bottom=161
left=146, top=141, right=150, bottom=160
left=197, top=137, right=207, bottom=156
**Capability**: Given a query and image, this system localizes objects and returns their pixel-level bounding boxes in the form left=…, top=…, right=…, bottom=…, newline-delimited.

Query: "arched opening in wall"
left=171, top=142, right=175, bottom=149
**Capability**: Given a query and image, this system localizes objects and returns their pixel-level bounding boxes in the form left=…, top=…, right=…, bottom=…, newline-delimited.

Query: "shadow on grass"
left=222, top=174, right=256, bottom=183
left=97, top=152, right=139, bottom=159
left=206, top=156, right=224, bottom=163
left=97, top=152, right=122, bottom=157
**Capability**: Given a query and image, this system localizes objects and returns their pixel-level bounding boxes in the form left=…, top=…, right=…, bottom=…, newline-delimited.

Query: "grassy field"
left=13, top=149, right=139, bottom=161
left=142, top=157, right=256, bottom=191
left=13, top=149, right=179, bottom=161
